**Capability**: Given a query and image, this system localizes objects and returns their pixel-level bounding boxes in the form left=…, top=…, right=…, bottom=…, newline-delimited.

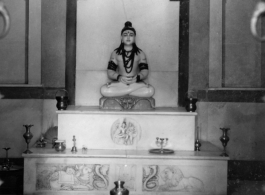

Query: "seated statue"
left=100, top=21, right=155, bottom=98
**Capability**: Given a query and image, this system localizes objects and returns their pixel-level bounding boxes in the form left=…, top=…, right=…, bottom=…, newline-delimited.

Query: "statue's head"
left=121, top=21, right=136, bottom=46
left=115, top=21, right=141, bottom=55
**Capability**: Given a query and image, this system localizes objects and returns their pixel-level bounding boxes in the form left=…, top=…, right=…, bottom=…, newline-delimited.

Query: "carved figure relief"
left=115, top=164, right=136, bottom=191
left=143, top=165, right=204, bottom=192
left=159, top=166, right=204, bottom=192
left=142, top=165, right=159, bottom=191
left=111, top=118, right=141, bottom=145
left=36, top=164, right=109, bottom=191
left=115, top=96, right=141, bottom=110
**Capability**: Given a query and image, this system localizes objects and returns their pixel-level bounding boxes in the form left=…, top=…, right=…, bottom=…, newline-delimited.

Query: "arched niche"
left=65, top=0, right=189, bottom=107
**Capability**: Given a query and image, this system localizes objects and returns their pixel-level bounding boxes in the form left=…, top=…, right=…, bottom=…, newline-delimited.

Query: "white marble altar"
left=23, top=146, right=228, bottom=195
left=57, top=106, right=196, bottom=151
left=23, top=106, right=229, bottom=195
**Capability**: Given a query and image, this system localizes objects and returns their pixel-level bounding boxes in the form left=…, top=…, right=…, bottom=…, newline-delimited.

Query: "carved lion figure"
left=159, top=166, right=204, bottom=192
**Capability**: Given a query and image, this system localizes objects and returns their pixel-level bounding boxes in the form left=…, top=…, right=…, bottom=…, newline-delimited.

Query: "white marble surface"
left=23, top=146, right=228, bottom=195
left=57, top=106, right=196, bottom=151
left=75, top=70, right=106, bottom=106
left=57, top=105, right=196, bottom=115
left=22, top=146, right=228, bottom=161
left=148, top=71, right=178, bottom=107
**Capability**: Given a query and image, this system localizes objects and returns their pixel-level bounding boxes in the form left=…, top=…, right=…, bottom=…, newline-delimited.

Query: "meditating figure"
left=100, top=21, right=155, bottom=97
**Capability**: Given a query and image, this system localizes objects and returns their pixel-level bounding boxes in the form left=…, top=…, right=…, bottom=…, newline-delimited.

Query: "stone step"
left=57, top=106, right=197, bottom=151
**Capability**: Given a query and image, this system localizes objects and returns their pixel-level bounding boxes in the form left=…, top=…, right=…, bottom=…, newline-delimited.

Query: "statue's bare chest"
left=115, top=54, right=140, bottom=75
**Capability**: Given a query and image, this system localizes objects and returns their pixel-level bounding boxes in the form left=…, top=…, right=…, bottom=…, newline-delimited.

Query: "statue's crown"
left=121, top=21, right=136, bottom=35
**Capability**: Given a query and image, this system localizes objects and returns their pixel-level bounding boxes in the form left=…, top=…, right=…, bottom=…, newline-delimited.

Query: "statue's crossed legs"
left=101, top=82, right=155, bottom=97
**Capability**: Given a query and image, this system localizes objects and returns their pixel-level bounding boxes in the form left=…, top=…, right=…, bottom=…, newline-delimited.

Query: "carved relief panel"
left=143, top=165, right=205, bottom=193
left=111, top=117, right=141, bottom=146
left=114, top=164, right=136, bottom=191
left=36, top=164, right=109, bottom=191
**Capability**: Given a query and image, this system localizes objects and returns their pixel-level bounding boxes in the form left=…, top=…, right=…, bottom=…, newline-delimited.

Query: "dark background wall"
left=189, top=0, right=209, bottom=90
left=0, top=0, right=66, bottom=158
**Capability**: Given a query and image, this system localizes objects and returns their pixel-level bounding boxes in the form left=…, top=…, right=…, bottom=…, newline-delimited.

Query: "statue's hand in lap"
left=100, top=21, right=155, bottom=98
left=119, top=75, right=137, bottom=85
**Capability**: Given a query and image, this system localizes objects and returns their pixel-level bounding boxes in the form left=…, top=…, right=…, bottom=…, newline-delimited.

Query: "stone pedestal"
left=23, top=106, right=229, bottom=195
left=57, top=106, right=196, bottom=151
left=23, top=147, right=229, bottom=195
left=99, top=96, right=155, bottom=110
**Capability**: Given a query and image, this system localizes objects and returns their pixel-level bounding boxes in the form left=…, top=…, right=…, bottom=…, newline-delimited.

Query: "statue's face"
left=121, top=30, right=135, bottom=46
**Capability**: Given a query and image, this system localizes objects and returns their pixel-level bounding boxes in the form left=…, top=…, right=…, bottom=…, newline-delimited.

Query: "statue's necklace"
left=122, top=49, right=135, bottom=74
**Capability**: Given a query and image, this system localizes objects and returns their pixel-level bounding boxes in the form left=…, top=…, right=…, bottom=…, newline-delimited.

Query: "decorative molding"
left=36, top=163, right=109, bottom=191
left=143, top=165, right=205, bottom=192
left=100, top=96, right=155, bottom=110
left=198, top=89, right=265, bottom=103
left=0, top=87, right=65, bottom=99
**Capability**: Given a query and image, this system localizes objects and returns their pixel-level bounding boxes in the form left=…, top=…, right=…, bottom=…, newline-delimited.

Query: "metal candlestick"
left=71, top=135, right=77, bottom=153
left=149, top=137, right=174, bottom=154
left=220, top=128, right=230, bottom=157
left=195, top=139, right=201, bottom=151
left=23, top=124, right=34, bottom=154
left=156, top=137, right=168, bottom=151
left=195, top=126, right=201, bottom=151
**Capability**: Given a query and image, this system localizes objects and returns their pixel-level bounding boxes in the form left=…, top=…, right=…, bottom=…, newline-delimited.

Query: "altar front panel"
left=23, top=149, right=228, bottom=195
left=57, top=106, right=196, bottom=151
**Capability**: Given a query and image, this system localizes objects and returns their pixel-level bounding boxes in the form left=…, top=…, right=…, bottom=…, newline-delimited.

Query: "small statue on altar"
left=100, top=21, right=155, bottom=98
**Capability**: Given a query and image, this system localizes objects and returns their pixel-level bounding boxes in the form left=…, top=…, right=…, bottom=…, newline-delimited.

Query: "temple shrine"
left=22, top=1, right=229, bottom=194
